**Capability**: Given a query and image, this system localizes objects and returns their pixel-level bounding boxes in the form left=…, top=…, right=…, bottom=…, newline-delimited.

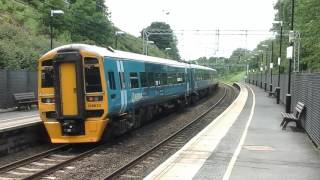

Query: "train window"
left=178, top=73, right=185, bottom=83
left=41, top=60, right=54, bottom=88
left=84, top=57, right=102, bottom=92
left=108, top=71, right=116, bottom=90
left=140, top=72, right=148, bottom=87
left=130, top=72, right=139, bottom=89
left=147, top=72, right=155, bottom=86
left=182, top=73, right=186, bottom=82
left=155, top=73, right=161, bottom=86
left=42, top=60, right=53, bottom=66
left=177, top=73, right=183, bottom=83
left=195, top=72, right=199, bottom=81
left=168, top=73, right=177, bottom=84
left=161, top=73, right=167, bottom=85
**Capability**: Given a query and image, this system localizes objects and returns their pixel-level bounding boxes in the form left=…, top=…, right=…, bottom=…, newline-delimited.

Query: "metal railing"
left=247, top=72, right=320, bottom=147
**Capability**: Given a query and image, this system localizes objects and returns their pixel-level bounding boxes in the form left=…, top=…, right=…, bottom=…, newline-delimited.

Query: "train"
left=38, top=44, right=218, bottom=143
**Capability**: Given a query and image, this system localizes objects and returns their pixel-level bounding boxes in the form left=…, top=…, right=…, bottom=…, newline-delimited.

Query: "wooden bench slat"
left=13, top=92, right=37, bottom=110
left=280, top=101, right=305, bottom=130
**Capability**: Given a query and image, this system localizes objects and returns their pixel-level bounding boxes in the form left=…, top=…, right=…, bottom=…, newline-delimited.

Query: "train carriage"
left=38, top=44, right=217, bottom=143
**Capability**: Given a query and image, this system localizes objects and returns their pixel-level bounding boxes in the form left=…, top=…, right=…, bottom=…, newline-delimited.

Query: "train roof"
left=43, top=44, right=216, bottom=71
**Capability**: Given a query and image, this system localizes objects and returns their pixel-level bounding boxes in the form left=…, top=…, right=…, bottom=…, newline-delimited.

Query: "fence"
left=247, top=72, right=320, bottom=147
left=0, top=70, right=37, bottom=109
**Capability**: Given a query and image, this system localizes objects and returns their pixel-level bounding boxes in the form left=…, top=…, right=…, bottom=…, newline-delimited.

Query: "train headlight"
left=42, top=98, right=55, bottom=103
left=86, top=96, right=103, bottom=102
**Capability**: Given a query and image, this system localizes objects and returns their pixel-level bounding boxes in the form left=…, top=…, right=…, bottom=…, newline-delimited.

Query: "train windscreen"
left=84, top=58, right=102, bottom=93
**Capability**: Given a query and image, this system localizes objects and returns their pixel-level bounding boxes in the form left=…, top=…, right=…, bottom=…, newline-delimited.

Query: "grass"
left=218, top=71, right=246, bottom=85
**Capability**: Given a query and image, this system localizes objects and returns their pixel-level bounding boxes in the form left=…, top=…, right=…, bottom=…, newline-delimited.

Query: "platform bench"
left=13, top=92, right=38, bottom=110
left=266, top=89, right=276, bottom=97
left=280, top=102, right=305, bottom=130
left=267, top=91, right=275, bottom=97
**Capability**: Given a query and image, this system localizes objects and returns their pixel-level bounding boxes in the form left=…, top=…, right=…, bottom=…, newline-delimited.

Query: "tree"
left=39, top=0, right=114, bottom=46
left=142, top=22, right=181, bottom=60
left=229, top=48, right=251, bottom=64
left=66, top=0, right=113, bottom=45
left=0, top=23, right=52, bottom=70
left=273, top=0, right=320, bottom=71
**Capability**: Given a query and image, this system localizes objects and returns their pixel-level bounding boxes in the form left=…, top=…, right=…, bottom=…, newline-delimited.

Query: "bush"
left=0, top=23, right=52, bottom=70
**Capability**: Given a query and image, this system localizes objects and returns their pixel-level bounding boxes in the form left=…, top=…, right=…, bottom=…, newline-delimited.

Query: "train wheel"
left=101, top=123, right=114, bottom=142
left=175, top=99, right=186, bottom=111
left=126, top=117, right=134, bottom=130
left=191, top=95, right=198, bottom=105
left=133, top=108, right=143, bottom=128
left=186, top=96, right=192, bottom=106
left=145, top=106, right=154, bottom=122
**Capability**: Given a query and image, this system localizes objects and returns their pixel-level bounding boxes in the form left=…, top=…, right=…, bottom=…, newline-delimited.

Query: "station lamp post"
left=50, top=10, right=64, bottom=50
left=253, top=69, right=257, bottom=86
left=286, top=44, right=294, bottom=113
left=285, top=0, right=295, bottom=113
left=258, top=50, right=264, bottom=88
left=115, top=31, right=125, bottom=49
left=273, top=20, right=283, bottom=104
left=270, top=40, right=274, bottom=92
left=264, top=37, right=275, bottom=93
left=146, top=41, right=154, bottom=55
left=253, top=54, right=259, bottom=86
left=260, top=66, right=263, bottom=88
left=251, top=68, right=254, bottom=84
left=261, top=44, right=269, bottom=91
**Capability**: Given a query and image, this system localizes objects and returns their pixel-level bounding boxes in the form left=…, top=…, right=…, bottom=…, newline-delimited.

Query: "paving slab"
left=230, top=84, right=320, bottom=180
left=0, top=109, right=40, bottom=132
left=145, top=83, right=320, bottom=180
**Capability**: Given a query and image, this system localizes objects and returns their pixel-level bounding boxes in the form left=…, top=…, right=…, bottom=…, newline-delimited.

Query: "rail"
left=103, top=84, right=237, bottom=179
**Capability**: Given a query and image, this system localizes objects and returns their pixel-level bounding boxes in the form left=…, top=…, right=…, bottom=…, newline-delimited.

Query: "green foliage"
left=217, top=71, right=246, bottom=85
left=273, top=0, right=320, bottom=71
left=142, top=22, right=181, bottom=60
left=115, top=33, right=167, bottom=58
left=229, top=48, right=252, bottom=64
left=38, top=0, right=114, bottom=45
left=0, top=0, right=167, bottom=70
left=192, top=51, right=248, bottom=76
left=0, top=23, right=54, bottom=70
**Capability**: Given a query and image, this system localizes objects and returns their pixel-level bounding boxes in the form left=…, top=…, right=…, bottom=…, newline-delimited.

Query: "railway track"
left=103, top=84, right=238, bottom=180
left=0, top=144, right=99, bottom=180
left=0, top=84, right=237, bottom=180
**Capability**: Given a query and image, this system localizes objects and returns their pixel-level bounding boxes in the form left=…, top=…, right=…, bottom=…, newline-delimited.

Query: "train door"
left=186, top=68, right=190, bottom=94
left=155, top=73, right=162, bottom=96
left=188, top=67, right=195, bottom=92
left=104, top=58, right=127, bottom=114
left=60, top=63, right=78, bottom=115
left=53, top=52, right=85, bottom=135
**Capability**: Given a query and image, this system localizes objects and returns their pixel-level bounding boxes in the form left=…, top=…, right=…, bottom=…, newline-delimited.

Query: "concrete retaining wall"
left=0, top=124, right=48, bottom=157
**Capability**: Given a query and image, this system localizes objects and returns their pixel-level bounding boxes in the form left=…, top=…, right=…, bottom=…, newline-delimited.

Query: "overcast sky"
left=105, top=0, right=277, bottom=60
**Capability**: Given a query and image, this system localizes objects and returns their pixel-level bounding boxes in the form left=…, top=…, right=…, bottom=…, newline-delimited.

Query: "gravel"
left=0, top=143, right=58, bottom=167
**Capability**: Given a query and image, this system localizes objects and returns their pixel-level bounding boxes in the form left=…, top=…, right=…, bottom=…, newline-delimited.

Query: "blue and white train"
left=38, top=44, right=218, bottom=143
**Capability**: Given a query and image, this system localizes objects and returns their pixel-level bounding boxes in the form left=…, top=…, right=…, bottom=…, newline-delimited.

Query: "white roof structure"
left=44, top=44, right=216, bottom=71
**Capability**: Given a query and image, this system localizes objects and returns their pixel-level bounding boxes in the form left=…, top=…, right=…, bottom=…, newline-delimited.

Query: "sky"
left=105, top=0, right=277, bottom=60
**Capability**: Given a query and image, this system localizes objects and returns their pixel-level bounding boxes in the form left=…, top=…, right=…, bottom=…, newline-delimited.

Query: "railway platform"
left=0, top=109, right=40, bottom=132
left=145, top=83, right=320, bottom=180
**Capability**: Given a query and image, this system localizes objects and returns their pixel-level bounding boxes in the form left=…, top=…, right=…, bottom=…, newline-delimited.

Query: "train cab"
left=38, top=46, right=108, bottom=143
